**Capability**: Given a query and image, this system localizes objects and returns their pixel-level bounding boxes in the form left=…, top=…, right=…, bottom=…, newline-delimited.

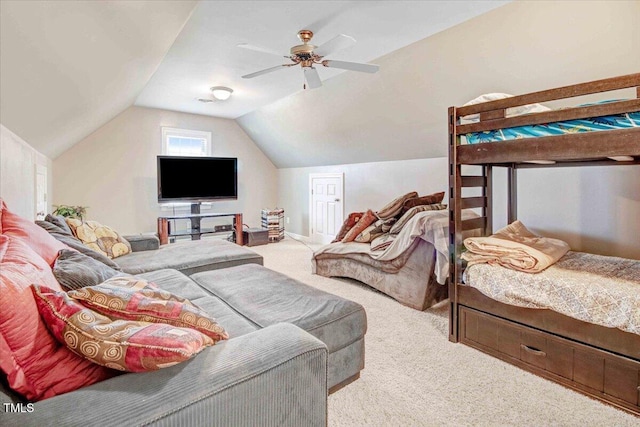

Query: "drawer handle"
left=521, top=344, right=546, bottom=357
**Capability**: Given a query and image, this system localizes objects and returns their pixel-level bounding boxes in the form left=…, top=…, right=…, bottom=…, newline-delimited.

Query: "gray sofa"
left=2, top=234, right=367, bottom=426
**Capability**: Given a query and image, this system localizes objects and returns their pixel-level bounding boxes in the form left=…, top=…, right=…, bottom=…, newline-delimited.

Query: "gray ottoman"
left=190, top=264, right=367, bottom=392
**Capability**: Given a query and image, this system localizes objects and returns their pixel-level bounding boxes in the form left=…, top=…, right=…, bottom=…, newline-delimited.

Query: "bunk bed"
left=448, top=73, right=640, bottom=415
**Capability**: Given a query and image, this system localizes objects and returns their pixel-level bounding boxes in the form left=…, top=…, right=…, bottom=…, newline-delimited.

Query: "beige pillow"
left=389, top=203, right=447, bottom=234
left=376, top=191, right=418, bottom=220
left=66, top=218, right=132, bottom=259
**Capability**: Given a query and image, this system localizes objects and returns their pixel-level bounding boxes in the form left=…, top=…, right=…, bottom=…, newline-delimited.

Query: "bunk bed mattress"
left=463, top=251, right=640, bottom=335
left=464, top=110, right=640, bottom=144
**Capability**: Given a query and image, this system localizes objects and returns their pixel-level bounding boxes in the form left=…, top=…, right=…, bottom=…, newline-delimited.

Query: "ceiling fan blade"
left=313, top=34, right=356, bottom=57
left=242, top=64, right=289, bottom=79
left=303, top=67, right=322, bottom=89
left=237, top=43, right=289, bottom=58
left=323, top=60, right=379, bottom=74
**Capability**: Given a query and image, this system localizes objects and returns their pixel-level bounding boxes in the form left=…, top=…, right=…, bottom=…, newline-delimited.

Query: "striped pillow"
left=389, top=203, right=447, bottom=234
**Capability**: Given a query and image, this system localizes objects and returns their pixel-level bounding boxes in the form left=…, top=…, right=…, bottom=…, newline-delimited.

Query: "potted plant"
left=52, top=205, right=88, bottom=220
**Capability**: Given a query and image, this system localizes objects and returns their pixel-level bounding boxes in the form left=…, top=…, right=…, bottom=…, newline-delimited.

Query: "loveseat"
left=1, top=203, right=367, bottom=426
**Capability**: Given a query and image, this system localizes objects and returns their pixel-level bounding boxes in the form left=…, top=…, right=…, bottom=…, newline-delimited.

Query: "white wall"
left=281, top=160, right=640, bottom=259
left=0, top=124, right=53, bottom=219
left=279, top=157, right=449, bottom=236
left=53, top=106, right=278, bottom=234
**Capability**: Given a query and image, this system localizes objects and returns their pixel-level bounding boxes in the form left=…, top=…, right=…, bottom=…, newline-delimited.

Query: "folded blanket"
left=462, top=220, right=570, bottom=273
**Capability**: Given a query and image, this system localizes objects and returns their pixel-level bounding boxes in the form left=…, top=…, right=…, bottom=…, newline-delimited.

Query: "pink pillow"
left=33, top=284, right=214, bottom=372
left=0, top=235, right=116, bottom=401
left=0, top=199, right=66, bottom=266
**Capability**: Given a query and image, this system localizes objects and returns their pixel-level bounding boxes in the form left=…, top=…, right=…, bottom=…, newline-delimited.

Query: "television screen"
left=157, top=156, right=237, bottom=202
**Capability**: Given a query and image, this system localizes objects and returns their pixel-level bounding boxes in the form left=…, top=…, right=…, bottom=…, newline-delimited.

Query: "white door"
left=309, top=173, right=344, bottom=244
left=35, top=165, right=47, bottom=220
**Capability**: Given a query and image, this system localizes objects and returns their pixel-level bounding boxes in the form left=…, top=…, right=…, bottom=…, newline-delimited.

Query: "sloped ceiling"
left=0, top=0, right=197, bottom=158
left=134, top=1, right=508, bottom=119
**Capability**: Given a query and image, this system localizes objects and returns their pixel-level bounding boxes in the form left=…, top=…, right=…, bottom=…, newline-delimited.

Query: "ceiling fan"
left=238, top=30, right=379, bottom=89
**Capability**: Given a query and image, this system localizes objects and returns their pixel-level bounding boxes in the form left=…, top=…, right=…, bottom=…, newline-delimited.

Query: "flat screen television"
left=157, top=156, right=238, bottom=202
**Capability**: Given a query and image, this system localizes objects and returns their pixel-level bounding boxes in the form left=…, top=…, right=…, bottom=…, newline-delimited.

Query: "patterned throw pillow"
left=68, top=276, right=229, bottom=342
left=390, top=203, right=447, bottom=234
left=376, top=191, right=418, bottom=220
left=332, top=212, right=364, bottom=243
left=370, top=234, right=396, bottom=251
left=354, top=218, right=394, bottom=243
left=66, top=219, right=132, bottom=259
left=402, top=192, right=446, bottom=213
left=342, top=210, right=377, bottom=243
left=32, top=284, right=215, bottom=372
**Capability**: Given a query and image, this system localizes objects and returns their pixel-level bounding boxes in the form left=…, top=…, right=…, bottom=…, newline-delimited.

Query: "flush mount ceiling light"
left=210, top=86, right=233, bottom=101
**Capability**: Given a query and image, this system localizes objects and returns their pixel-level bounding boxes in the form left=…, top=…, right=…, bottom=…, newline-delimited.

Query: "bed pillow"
left=461, top=93, right=551, bottom=122
left=32, top=284, right=214, bottom=372
left=66, top=219, right=132, bottom=259
left=0, top=199, right=67, bottom=266
left=53, top=249, right=125, bottom=291
left=342, top=210, right=377, bottom=243
left=370, top=234, right=396, bottom=251
left=402, top=192, right=445, bottom=213
left=332, top=212, right=364, bottom=243
left=376, top=192, right=419, bottom=220
left=0, top=235, right=116, bottom=401
left=68, top=276, right=229, bottom=342
left=390, top=204, right=448, bottom=234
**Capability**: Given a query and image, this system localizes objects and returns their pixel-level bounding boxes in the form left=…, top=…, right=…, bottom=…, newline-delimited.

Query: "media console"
left=157, top=209, right=243, bottom=245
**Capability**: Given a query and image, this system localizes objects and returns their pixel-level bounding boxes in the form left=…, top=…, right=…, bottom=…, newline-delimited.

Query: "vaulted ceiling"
left=0, top=0, right=508, bottom=161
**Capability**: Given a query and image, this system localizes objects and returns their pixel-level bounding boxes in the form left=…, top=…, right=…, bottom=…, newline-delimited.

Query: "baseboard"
left=285, top=232, right=312, bottom=243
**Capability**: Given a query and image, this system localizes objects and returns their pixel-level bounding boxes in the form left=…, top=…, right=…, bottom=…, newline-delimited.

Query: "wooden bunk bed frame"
left=448, top=73, right=640, bottom=415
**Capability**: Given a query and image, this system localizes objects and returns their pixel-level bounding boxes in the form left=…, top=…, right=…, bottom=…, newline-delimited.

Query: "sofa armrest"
left=123, top=234, right=160, bottom=252
left=5, top=324, right=328, bottom=427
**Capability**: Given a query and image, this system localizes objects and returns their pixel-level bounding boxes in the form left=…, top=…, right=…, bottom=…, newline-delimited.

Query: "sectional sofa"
left=0, top=204, right=367, bottom=426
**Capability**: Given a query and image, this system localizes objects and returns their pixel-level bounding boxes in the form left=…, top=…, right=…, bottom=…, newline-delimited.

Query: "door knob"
left=334, top=198, right=340, bottom=202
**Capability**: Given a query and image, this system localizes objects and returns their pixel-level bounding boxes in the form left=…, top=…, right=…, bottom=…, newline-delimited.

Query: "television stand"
left=157, top=205, right=243, bottom=245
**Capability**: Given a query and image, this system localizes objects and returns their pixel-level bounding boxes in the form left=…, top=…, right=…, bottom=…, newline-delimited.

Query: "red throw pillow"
left=0, top=199, right=66, bottom=266
left=332, top=212, right=364, bottom=243
left=68, top=276, right=229, bottom=342
left=0, top=235, right=116, bottom=401
left=32, top=284, right=214, bottom=372
left=342, top=210, right=377, bottom=243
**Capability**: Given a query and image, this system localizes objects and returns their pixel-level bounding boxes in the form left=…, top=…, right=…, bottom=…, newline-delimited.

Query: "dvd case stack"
left=261, top=208, right=284, bottom=242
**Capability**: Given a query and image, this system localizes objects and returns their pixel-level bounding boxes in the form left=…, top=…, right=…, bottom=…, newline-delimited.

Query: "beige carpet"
left=250, top=237, right=638, bottom=426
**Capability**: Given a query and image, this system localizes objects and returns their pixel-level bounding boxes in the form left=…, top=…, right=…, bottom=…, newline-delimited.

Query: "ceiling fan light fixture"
left=210, top=86, right=233, bottom=101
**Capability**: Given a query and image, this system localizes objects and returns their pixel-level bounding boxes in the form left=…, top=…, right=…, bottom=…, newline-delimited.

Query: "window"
left=162, top=127, right=211, bottom=156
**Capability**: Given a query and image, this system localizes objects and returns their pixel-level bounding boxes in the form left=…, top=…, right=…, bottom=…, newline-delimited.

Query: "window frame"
left=161, top=127, right=212, bottom=157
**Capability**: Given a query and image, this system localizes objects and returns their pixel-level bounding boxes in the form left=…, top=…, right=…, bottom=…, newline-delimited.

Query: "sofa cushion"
left=190, top=264, right=367, bottom=354
left=332, top=212, right=364, bottom=243
left=66, top=218, right=132, bottom=259
left=68, top=276, right=229, bottom=341
left=376, top=191, right=418, bottom=220
left=45, top=214, right=73, bottom=235
left=32, top=284, right=214, bottom=372
left=0, top=199, right=66, bottom=266
left=53, top=249, right=125, bottom=290
left=116, top=239, right=263, bottom=275
left=138, top=269, right=259, bottom=338
left=0, top=235, right=115, bottom=401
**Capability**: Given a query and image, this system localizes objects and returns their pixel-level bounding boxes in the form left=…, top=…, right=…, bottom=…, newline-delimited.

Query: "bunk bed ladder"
left=449, top=107, right=493, bottom=342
